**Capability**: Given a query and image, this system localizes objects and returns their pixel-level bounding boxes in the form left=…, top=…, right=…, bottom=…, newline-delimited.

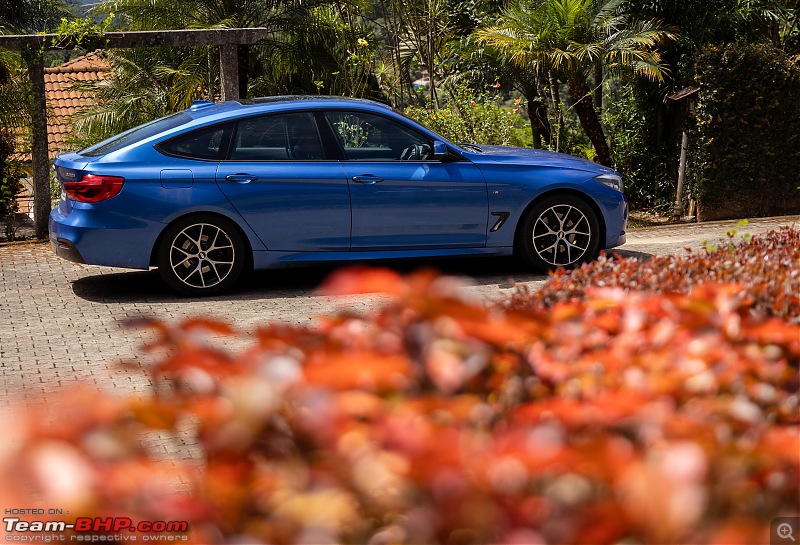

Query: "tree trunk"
left=427, top=39, right=438, bottom=108
left=526, top=95, right=551, bottom=149
left=568, top=76, right=611, bottom=166
left=593, top=60, right=603, bottom=113
left=548, top=73, right=563, bottom=152
left=548, top=72, right=560, bottom=108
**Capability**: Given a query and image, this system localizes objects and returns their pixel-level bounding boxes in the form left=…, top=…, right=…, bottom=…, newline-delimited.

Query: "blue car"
left=49, top=96, right=627, bottom=296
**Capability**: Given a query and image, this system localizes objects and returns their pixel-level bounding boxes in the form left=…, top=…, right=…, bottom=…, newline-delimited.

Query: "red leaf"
left=317, top=266, right=404, bottom=296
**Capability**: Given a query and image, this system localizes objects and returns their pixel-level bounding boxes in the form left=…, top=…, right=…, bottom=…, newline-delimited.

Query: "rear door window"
left=229, top=113, right=325, bottom=161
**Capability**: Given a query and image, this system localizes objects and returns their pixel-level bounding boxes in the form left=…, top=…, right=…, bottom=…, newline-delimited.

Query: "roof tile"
left=21, top=52, right=110, bottom=160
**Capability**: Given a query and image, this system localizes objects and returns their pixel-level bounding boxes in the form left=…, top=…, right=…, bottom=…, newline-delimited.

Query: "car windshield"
left=78, top=112, right=193, bottom=157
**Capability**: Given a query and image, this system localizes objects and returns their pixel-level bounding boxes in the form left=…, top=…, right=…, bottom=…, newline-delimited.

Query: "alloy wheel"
left=531, top=204, right=593, bottom=267
left=169, top=223, right=236, bottom=289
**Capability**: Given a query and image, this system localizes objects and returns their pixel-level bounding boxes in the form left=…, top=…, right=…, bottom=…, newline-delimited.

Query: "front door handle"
left=225, top=173, right=259, bottom=183
left=352, top=175, right=384, bottom=185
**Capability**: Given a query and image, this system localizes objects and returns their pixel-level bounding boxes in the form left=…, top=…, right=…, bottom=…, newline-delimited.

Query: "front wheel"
left=157, top=215, right=246, bottom=296
left=517, top=195, right=601, bottom=272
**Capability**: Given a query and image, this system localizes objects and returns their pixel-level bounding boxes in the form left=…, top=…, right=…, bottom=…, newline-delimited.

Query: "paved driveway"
left=1, top=215, right=797, bottom=409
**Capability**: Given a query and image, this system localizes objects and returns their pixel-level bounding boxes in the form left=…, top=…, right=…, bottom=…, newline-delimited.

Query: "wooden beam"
left=0, top=28, right=269, bottom=51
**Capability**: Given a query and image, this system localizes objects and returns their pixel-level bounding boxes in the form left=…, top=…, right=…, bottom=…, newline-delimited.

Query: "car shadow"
left=70, top=256, right=554, bottom=304
left=608, top=249, right=656, bottom=261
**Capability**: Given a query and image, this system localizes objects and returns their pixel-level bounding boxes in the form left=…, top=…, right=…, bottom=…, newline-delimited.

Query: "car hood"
left=468, top=145, right=616, bottom=173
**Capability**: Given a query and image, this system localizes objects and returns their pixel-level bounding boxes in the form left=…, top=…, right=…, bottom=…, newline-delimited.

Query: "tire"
left=517, top=195, right=601, bottom=272
left=157, top=214, right=246, bottom=296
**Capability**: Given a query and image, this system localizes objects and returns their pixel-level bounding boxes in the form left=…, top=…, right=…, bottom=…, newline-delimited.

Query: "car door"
left=215, top=112, right=351, bottom=251
left=324, top=110, right=488, bottom=250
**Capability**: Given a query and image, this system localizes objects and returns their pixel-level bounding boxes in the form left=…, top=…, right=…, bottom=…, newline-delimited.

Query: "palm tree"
left=397, top=0, right=460, bottom=107
left=67, top=47, right=210, bottom=148
left=1, top=0, right=68, bottom=33
left=477, top=0, right=675, bottom=166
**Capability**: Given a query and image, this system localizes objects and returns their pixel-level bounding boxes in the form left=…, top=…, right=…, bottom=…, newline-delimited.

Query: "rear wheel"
left=517, top=195, right=601, bottom=271
left=157, top=215, right=245, bottom=296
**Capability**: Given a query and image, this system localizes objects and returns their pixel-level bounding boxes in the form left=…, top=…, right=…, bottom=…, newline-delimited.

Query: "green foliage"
left=0, top=0, right=69, bottom=33
left=692, top=43, right=800, bottom=220
left=405, top=84, right=525, bottom=145
left=547, top=98, right=594, bottom=158
left=0, top=135, right=25, bottom=241
left=508, top=225, right=800, bottom=322
left=476, top=0, right=676, bottom=165
left=603, top=82, right=673, bottom=211
left=250, top=5, right=380, bottom=98
left=329, top=113, right=370, bottom=147
left=49, top=12, right=115, bottom=50
left=623, top=0, right=798, bottom=53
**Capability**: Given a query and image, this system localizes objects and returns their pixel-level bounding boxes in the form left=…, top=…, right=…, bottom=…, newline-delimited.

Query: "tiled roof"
left=44, top=53, right=109, bottom=157
left=17, top=53, right=109, bottom=161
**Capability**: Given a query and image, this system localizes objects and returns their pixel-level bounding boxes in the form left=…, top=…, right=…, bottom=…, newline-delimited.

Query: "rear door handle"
left=352, top=175, right=384, bottom=185
left=225, top=173, right=258, bottom=183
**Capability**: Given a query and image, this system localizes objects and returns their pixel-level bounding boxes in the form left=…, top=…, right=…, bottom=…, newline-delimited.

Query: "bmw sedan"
left=49, top=96, right=627, bottom=296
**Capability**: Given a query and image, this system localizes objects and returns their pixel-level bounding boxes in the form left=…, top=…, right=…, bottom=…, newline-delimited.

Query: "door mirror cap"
left=432, top=140, right=456, bottom=161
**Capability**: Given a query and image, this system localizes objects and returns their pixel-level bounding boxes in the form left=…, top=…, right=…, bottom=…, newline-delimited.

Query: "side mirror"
left=432, top=140, right=455, bottom=161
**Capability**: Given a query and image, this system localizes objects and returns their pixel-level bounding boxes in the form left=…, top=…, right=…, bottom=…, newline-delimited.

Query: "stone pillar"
left=219, top=44, right=239, bottom=101
left=29, top=54, right=50, bottom=239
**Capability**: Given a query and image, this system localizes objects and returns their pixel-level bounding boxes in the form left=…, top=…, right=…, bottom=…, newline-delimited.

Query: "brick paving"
left=1, top=215, right=798, bottom=412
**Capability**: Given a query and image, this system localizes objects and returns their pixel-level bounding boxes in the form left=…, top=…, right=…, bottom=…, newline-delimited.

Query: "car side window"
left=230, top=112, right=324, bottom=161
left=159, top=124, right=230, bottom=160
left=325, top=111, right=432, bottom=161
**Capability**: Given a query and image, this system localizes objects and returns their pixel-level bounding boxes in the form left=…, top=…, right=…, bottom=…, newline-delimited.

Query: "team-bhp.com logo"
left=4, top=516, right=189, bottom=542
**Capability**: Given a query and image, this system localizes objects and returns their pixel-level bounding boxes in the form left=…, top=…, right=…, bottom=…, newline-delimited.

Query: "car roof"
left=186, top=95, right=393, bottom=120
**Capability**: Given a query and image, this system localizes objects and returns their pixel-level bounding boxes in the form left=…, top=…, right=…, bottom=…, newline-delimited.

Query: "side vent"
left=490, top=212, right=510, bottom=232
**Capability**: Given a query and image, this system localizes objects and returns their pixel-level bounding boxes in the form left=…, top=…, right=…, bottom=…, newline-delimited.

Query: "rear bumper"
left=49, top=207, right=157, bottom=270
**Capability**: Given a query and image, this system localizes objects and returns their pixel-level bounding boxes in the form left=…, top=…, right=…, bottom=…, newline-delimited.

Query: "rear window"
left=78, top=112, right=193, bottom=157
left=158, top=124, right=232, bottom=160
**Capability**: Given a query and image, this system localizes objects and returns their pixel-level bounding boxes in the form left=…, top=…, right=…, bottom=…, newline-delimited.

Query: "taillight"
left=63, top=174, right=125, bottom=203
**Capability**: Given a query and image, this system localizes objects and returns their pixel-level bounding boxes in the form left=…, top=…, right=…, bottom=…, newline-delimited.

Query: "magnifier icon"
left=778, top=523, right=796, bottom=542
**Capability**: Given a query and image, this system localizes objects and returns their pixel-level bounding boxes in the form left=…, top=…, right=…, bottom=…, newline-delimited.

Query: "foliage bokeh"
left=603, top=81, right=675, bottom=212
left=1, top=228, right=798, bottom=544
left=405, top=84, right=527, bottom=146
left=509, top=224, right=800, bottom=322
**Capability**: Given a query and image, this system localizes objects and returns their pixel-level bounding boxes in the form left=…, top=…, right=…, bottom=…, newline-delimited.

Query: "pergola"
left=0, top=28, right=269, bottom=238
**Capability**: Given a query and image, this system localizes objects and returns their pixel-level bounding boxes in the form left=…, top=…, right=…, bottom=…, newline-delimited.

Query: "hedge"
left=508, top=225, right=800, bottom=322
left=692, top=43, right=800, bottom=221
